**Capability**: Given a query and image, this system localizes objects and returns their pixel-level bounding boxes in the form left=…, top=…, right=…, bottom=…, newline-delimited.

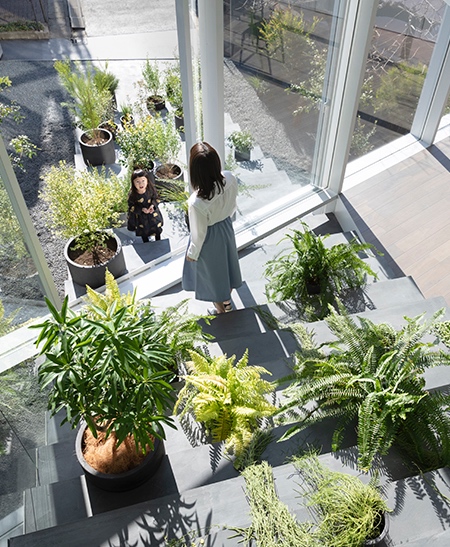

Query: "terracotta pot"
left=75, top=422, right=165, bottom=492
left=64, top=232, right=126, bottom=289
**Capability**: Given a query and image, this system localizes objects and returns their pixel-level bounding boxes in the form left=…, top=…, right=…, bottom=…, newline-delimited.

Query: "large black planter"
left=76, top=423, right=165, bottom=492
left=64, top=232, right=126, bottom=289
left=363, top=512, right=389, bottom=546
left=79, top=128, right=116, bottom=166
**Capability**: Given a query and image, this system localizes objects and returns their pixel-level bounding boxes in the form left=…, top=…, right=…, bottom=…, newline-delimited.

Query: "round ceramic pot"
left=76, top=423, right=165, bottom=492
left=79, top=128, right=116, bottom=166
left=64, top=232, right=126, bottom=290
left=363, top=512, right=389, bottom=546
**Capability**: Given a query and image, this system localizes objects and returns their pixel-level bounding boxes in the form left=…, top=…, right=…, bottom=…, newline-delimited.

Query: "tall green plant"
left=54, top=59, right=114, bottom=143
left=174, top=350, right=276, bottom=457
left=264, top=223, right=379, bottom=320
left=277, top=306, right=450, bottom=471
left=142, top=59, right=163, bottom=96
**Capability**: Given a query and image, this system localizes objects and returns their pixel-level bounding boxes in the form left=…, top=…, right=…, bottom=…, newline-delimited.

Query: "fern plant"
left=277, top=306, right=450, bottom=471
left=174, top=350, right=276, bottom=457
left=264, top=222, right=379, bottom=320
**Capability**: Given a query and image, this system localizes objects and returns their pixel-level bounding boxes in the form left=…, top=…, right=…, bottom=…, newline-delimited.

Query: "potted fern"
left=40, top=161, right=128, bottom=289
left=277, top=305, right=450, bottom=472
left=264, top=222, right=379, bottom=320
left=174, top=350, right=276, bottom=459
left=33, top=272, right=209, bottom=491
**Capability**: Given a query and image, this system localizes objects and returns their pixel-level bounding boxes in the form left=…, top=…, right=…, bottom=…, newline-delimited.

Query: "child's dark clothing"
left=127, top=188, right=163, bottom=242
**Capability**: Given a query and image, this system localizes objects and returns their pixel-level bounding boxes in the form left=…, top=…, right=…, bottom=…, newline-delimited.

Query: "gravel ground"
left=0, top=60, right=74, bottom=299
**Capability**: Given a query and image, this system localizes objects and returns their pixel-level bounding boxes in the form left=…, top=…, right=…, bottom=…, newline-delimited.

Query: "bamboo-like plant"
left=277, top=305, right=450, bottom=471
left=174, top=350, right=276, bottom=457
left=264, top=222, right=380, bottom=320
left=33, top=273, right=210, bottom=457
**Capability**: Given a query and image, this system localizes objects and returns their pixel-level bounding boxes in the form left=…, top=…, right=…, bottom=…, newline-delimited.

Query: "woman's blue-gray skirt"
left=182, top=216, right=242, bottom=302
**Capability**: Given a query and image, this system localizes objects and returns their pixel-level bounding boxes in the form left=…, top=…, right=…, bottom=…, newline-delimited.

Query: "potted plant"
left=227, top=130, right=255, bottom=162
left=174, top=350, right=276, bottom=459
left=119, top=103, right=134, bottom=127
left=292, top=452, right=391, bottom=546
left=165, top=64, right=184, bottom=132
left=153, top=112, right=183, bottom=193
left=264, top=222, right=380, bottom=321
left=141, top=59, right=165, bottom=112
left=33, top=272, right=210, bottom=491
left=54, top=59, right=116, bottom=166
left=277, top=305, right=450, bottom=472
left=92, top=62, right=119, bottom=108
left=40, top=161, right=129, bottom=289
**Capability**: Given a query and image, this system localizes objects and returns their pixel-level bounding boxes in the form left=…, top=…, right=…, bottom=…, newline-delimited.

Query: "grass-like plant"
left=264, top=222, right=379, bottom=320
left=277, top=305, right=450, bottom=471
left=40, top=160, right=128, bottom=253
left=292, top=453, right=390, bottom=547
left=174, top=350, right=276, bottom=457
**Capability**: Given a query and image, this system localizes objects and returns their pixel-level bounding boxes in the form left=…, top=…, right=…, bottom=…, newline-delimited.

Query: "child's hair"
left=129, top=168, right=158, bottom=198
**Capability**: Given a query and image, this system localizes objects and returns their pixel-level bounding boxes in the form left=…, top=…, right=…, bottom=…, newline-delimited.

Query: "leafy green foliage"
left=141, top=59, right=163, bottom=96
left=33, top=274, right=210, bottom=452
left=277, top=306, right=450, bottom=471
left=165, top=63, right=183, bottom=112
left=116, top=113, right=181, bottom=168
left=227, top=130, right=255, bottom=152
left=264, top=222, right=379, bottom=320
left=434, top=321, right=450, bottom=350
left=292, top=453, right=390, bottom=547
left=40, top=161, right=128, bottom=253
left=174, top=350, right=276, bottom=457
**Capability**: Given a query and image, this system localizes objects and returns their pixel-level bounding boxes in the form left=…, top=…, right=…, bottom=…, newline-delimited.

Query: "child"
left=127, top=168, right=163, bottom=243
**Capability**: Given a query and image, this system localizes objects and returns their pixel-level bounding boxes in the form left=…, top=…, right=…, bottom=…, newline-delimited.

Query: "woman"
left=182, top=142, right=242, bottom=314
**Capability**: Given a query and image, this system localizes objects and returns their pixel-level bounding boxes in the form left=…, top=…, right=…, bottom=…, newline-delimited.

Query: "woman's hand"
left=186, top=256, right=196, bottom=262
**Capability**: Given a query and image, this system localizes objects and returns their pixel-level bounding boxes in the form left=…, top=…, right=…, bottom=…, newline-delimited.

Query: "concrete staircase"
left=8, top=213, right=450, bottom=546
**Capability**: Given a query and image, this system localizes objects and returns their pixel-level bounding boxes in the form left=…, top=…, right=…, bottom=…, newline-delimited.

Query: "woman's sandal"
left=223, top=301, right=233, bottom=312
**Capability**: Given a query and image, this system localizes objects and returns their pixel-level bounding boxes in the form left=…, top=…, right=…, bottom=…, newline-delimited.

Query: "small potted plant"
left=119, top=103, right=134, bottom=127
left=40, top=161, right=129, bottom=289
left=33, top=272, right=210, bottom=491
left=264, top=222, right=379, bottom=320
left=54, top=59, right=116, bottom=166
left=292, top=453, right=391, bottom=546
left=141, top=59, right=165, bottom=112
left=165, top=63, right=184, bottom=132
left=174, top=350, right=276, bottom=458
left=227, top=130, right=255, bottom=162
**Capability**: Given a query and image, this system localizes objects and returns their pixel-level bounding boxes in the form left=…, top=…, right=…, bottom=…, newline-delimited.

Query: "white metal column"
left=175, top=0, right=197, bottom=161
left=314, top=0, right=378, bottom=195
left=0, top=136, right=61, bottom=307
left=411, top=4, right=450, bottom=147
left=198, top=0, right=225, bottom=162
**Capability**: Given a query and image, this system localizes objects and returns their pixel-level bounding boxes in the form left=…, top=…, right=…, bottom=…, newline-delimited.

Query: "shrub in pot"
left=174, top=350, right=276, bottom=458
left=264, top=222, right=380, bottom=321
left=227, top=130, right=255, bottom=162
left=277, top=305, right=450, bottom=471
left=40, top=161, right=129, bottom=288
left=33, top=272, right=210, bottom=490
left=54, top=59, right=116, bottom=165
left=165, top=63, right=184, bottom=132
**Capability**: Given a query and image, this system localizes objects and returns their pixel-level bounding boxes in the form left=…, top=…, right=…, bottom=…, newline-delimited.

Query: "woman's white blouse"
left=187, top=171, right=238, bottom=260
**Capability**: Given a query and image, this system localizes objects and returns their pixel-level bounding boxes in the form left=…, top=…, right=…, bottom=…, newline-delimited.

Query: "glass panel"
left=351, top=0, right=447, bottom=161
left=224, top=1, right=345, bottom=222
left=0, top=358, right=48, bottom=543
left=0, top=176, right=47, bottom=339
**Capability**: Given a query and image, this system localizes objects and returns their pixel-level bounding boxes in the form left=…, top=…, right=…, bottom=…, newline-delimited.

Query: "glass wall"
left=223, top=1, right=346, bottom=220
left=350, top=0, right=447, bottom=161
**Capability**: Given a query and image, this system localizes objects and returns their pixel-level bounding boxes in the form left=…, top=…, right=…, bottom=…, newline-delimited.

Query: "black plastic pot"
left=79, top=128, right=116, bottom=166
left=174, top=113, right=184, bottom=133
left=64, top=232, right=126, bottom=289
left=76, top=422, right=165, bottom=492
left=147, top=95, right=165, bottom=112
left=234, top=147, right=251, bottom=162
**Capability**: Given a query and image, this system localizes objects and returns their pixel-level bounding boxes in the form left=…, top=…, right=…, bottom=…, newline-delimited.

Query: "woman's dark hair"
left=129, top=168, right=158, bottom=198
left=189, top=142, right=225, bottom=200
